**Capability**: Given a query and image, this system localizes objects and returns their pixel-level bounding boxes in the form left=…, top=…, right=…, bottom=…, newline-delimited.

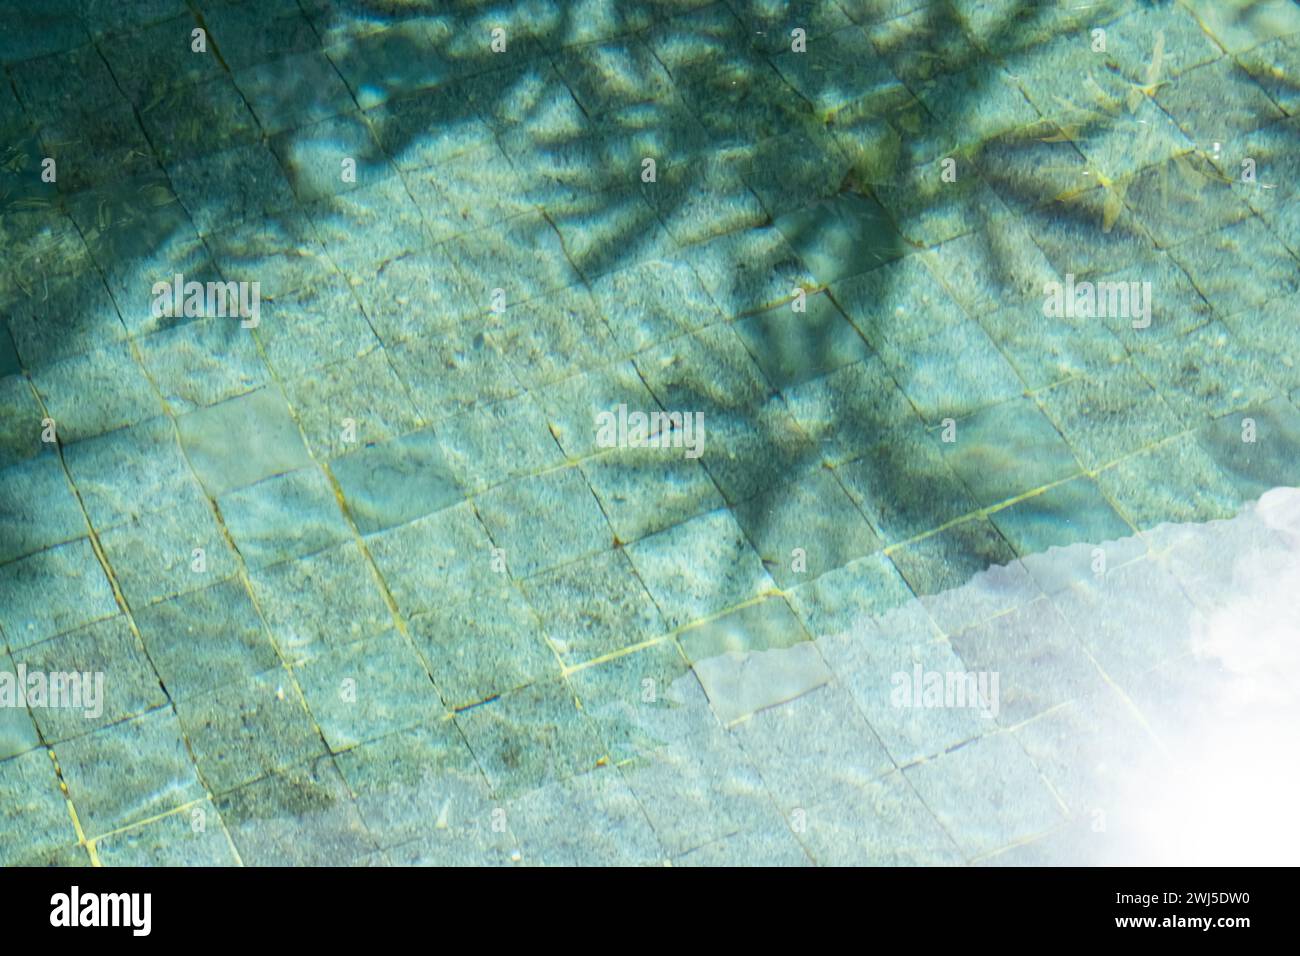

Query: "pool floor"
left=1, top=0, right=1298, bottom=865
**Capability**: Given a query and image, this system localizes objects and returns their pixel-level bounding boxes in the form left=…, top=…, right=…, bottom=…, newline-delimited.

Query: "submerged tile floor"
left=1, top=0, right=1298, bottom=865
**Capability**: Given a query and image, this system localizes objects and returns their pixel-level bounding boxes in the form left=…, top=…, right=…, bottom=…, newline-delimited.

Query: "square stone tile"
left=834, top=425, right=979, bottom=543
left=233, top=49, right=357, bottom=135
left=434, top=394, right=565, bottom=495
left=783, top=356, right=922, bottom=466
left=334, top=721, right=507, bottom=861
left=635, top=322, right=772, bottom=417
left=406, top=578, right=559, bottom=710
left=404, top=140, right=533, bottom=238
left=324, top=20, right=450, bottom=110
left=787, top=550, right=918, bottom=639
left=453, top=214, right=583, bottom=307
left=203, top=0, right=321, bottom=71
left=364, top=500, right=493, bottom=613
left=795, top=771, right=964, bottom=865
left=386, top=317, right=521, bottom=423
left=176, top=385, right=312, bottom=497
left=544, top=185, right=679, bottom=281
left=738, top=120, right=853, bottom=214
left=56, top=707, right=203, bottom=838
left=1235, top=33, right=1300, bottom=116
left=733, top=681, right=893, bottom=812
left=137, top=75, right=261, bottom=164
left=137, top=317, right=269, bottom=413
left=330, top=429, right=462, bottom=534
left=579, top=442, right=725, bottom=544
left=1180, top=0, right=1300, bottom=55
left=950, top=597, right=1110, bottom=725
left=979, top=302, right=1129, bottom=392
left=679, top=225, right=818, bottom=320
left=915, top=61, right=1040, bottom=153
left=536, top=360, right=660, bottom=461
left=30, top=343, right=159, bottom=443
left=1050, top=556, right=1199, bottom=684
left=215, top=754, right=376, bottom=866
left=1169, top=215, right=1300, bottom=316
left=0, top=747, right=76, bottom=866
left=455, top=678, right=606, bottom=797
left=0, top=538, right=118, bottom=651
left=218, top=467, right=353, bottom=569
left=492, top=286, right=621, bottom=390
left=98, top=495, right=237, bottom=608
left=365, top=83, right=497, bottom=172
left=293, top=630, right=441, bottom=750
left=620, top=723, right=783, bottom=857
left=0, top=656, right=41, bottom=758
left=272, top=113, right=397, bottom=205
left=177, top=669, right=328, bottom=795
left=1013, top=684, right=1167, bottom=817
left=284, top=349, right=425, bottom=460
left=94, top=800, right=239, bottom=866
left=96, top=14, right=223, bottom=105
left=134, top=577, right=279, bottom=701
left=1122, top=153, right=1255, bottom=250
left=939, top=396, right=1082, bottom=507
left=874, top=153, right=1012, bottom=247
left=167, top=141, right=299, bottom=235
left=890, top=516, right=1041, bottom=635
left=1101, top=3, right=1224, bottom=83
left=1196, top=397, right=1300, bottom=503
left=509, top=765, right=664, bottom=866
left=520, top=548, right=665, bottom=666
left=567, top=639, right=717, bottom=762
left=733, top=468, right=881, bottom=587
left=554, top=36, right=675, bottom=118
left=815, top=602, right=993, bottom=763
left=831, top=250, right=966, bottom=350
left=643, top=155, right=768, bottom=248
left=588, top=256, right=724, bottom=354
left=877, top=319, right=1025, bottom=424
left=696, top=398, right=823, bottom=504
left=775, top=192, right=907, bottom=285
left=1024, top=189, right=1157, bottom=280
left=990, top=476, right=1142, bottom=594
left=902, top=731, right=1064, bottom=858
left=15, top=614, right=166, bottom=743
left=1036, top=362, right=1183, bottom=470
left=679, top=597, right=830, bottom=724
left=772, top=23, right=903, bottom=118
left=1129, top=321, right=1280, bottom=426
left=67, top=413, right=200, bottom=533
left=1093, top=250, right=1218, bottom=346
left=256, top=277, right=383, bottom=379
left=0, top=374, right=33, bottom=471
left=475, top=466, right=612, bottom=579
left=733, top=293, right=873, bottom=392
left=201, top=209, right=335, bottom=300
left=249, top=541, right=394, bottom=661
left=0, top=454, right=86, bottom=565
left=626, top=508, right=774, bottom=630
left=921, top=216, right=1058, bottom=317
left=1094, top=435, right=1241, bottom=530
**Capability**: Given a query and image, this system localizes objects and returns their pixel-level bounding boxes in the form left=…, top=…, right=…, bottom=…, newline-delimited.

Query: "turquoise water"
left=1, top=0, right=1298, bottom=865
